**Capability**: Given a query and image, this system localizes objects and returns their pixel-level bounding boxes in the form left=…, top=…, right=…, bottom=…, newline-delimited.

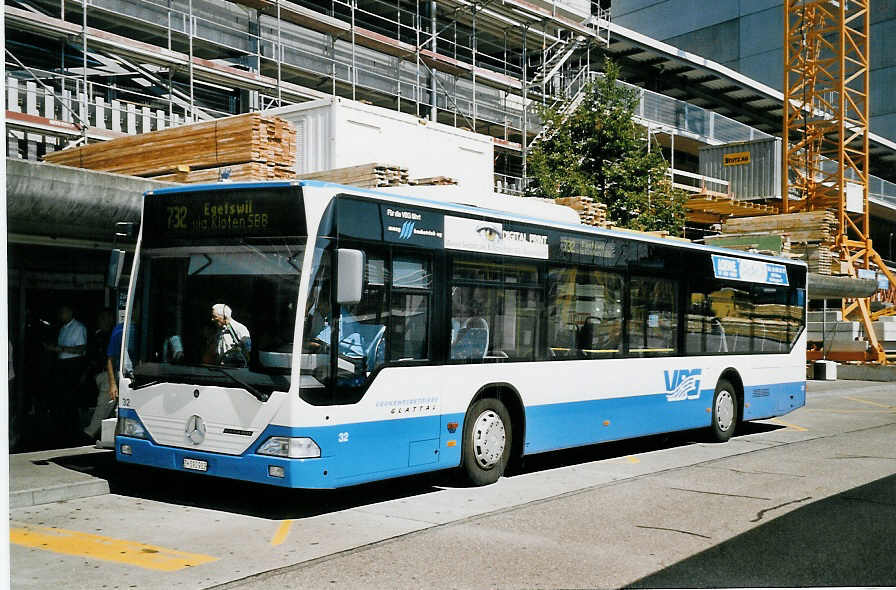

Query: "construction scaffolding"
left=5, top=0, right=611, bottom=180
left=783, top=0, right=896, bottom=363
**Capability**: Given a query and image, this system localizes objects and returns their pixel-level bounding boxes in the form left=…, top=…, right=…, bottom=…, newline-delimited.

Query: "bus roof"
left=145, top=180, right=807, bottom=269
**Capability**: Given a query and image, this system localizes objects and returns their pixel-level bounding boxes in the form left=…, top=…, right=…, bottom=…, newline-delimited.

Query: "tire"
left=461, top=397, right=512, bottom=486
left=710, top=378, right=738, bottom=442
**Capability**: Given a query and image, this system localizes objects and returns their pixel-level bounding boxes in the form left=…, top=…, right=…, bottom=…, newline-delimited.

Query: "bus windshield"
left=126, top=242, right=303, bottom=398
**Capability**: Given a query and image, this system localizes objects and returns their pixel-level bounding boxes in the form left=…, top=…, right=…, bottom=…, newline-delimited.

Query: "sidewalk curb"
left=11, top=479, right=111, bottom=509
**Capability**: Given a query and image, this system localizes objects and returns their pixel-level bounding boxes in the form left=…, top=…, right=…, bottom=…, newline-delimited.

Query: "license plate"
left=183, top=458, right=208, bottom=471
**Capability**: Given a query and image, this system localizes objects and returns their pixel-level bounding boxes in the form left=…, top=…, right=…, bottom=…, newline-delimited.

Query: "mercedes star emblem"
left=185, top=415, right=206, bottom=445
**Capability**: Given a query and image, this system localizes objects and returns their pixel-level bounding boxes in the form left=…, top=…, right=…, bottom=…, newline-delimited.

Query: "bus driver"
left=205, top=303, right=251, bottom=366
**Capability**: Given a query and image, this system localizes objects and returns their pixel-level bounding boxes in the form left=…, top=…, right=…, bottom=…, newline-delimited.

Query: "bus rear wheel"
left=710, top=378, right=738, bottom=442
left=461, top=398, right=512, bottom=486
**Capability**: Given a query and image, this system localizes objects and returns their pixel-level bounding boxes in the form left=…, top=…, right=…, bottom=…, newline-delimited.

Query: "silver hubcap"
left=472, top=409, right=506, bottom=469
left=715, top=389, right=735, bottom=432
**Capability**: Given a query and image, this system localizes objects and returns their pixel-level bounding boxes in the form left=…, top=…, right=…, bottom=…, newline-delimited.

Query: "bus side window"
left=628, top=276, right=678, bottom=357
left=390, top=256, right=431, bottom=361
left=450, top=285, right=495, bottom=361
left=547, top=266, right=622, bottom=359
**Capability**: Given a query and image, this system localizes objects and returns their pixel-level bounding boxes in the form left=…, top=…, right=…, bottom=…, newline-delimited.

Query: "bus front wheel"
left=461, top=398, right=512, bottom=486
left=710, top=378, right=738, bottom=442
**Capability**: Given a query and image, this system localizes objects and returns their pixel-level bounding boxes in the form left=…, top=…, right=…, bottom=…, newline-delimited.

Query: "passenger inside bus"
left=450, top=288, right=490, bottom=360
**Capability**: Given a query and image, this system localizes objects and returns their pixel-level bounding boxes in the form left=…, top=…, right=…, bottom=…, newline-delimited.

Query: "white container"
left=265, top=98, right=495, bottom=193
left=99, top=417, right=116, bottom=449
left=813, top=360, right=837, bottom=380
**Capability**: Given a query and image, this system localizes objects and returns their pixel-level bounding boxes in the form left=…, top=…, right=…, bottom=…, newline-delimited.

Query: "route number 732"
left=167, top=206, right=188, bottom=229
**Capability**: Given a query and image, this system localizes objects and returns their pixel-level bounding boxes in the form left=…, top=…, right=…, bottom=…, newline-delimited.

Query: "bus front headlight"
left=116, top=417, right=147, bottom=439
left=257, top=436, right=321, bottom=459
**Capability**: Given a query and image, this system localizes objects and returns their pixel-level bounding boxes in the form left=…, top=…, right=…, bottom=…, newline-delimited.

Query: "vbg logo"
left=399, top=220, right=416, bottom=239
left=664, top=369, right=702, bottom=401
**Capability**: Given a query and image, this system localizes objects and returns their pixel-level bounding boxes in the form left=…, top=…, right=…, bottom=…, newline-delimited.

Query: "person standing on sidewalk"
left=44, top=305, right=88, bottom=445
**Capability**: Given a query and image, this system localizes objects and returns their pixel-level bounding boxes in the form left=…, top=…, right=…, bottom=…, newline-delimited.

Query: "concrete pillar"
left=95, top=96, right=108, bottom=129
left=78, top=92, right=88, bottom=129
left=25, top=81, right=40, bottom=159
left=111, top=100, right=122, bottom=132
left=43, top=91, right=57, bottom=153
left=141, top=106, right=152, bottom=133
left=62, top=90, right=73, bottom=124
left=7, top=78, right=23, bottom=157
left=126, top=103, right=137, bottom=134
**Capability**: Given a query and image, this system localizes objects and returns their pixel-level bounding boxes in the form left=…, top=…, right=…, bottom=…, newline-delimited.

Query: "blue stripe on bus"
left=741, top=380, right=806, bottom=421
left=115, top=381, right=804, bottom=488
left=524, top=391, right=713, bottom=454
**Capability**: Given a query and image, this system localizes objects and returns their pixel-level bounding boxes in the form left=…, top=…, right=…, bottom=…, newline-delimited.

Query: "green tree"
left=527, top=59, right=686, bottom=234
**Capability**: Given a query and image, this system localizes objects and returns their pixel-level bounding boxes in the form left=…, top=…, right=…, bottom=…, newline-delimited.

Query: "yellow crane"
left=783, top=0, right=896, bottom=363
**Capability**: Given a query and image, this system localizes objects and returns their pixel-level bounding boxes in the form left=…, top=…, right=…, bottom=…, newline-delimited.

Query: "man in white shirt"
left=45, top=305, right=88, bottom=445
left=206, top=303, right=251, bottom=366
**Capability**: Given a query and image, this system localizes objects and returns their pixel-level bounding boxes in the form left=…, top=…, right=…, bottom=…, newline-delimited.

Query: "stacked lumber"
left=296, top=163, right=409, bottom=187
left=153, top=162, right=295, bottom=184
left=790, top=242, right=834, bottom=275
left=721, top=210, right=837, bottom=242
left=409, top=176, right=457, bottom=186
left=716, top=210, right=839, bottom=274
left=555, top=196, right=608, bottom=227
left=607, top=226, right=691, bottom=243
left=685, top=194, right=779, bottom=225
left=704, top=233, right=791, bottom=257
left=43, top=113, right=296, bottom=178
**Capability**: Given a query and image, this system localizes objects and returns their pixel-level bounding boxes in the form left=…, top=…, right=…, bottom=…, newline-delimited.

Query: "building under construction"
left=6, top=0, right=896, bottom=446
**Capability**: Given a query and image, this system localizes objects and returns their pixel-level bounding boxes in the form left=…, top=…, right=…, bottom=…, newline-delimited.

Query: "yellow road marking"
left=270, top=520, right=293, bottom=546
left=10, top=524, right=218, bottom=572
left=845, top=396, right=895, bottom=410
left=769, top=418, right=808, bottom=432
left=608, top=455, right=641, bottom=464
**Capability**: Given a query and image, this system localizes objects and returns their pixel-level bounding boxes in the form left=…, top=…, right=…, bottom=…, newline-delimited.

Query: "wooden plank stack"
left=153, top=162, right=295, bottom=183
left=716, top=210, right=838, bottom=274
left=790, top=242, right=834, bottom=275
left=704, top=233, right=791, bottom=257
left=296, top=163, right=409, bottom=187
left=409, top=176, right=457, bottom=186
left=554, top=196, right=608, bottom=227
left=43, top=113, right=296, bottom=179
left=685, top=194, right=779, bottom=225
left=721, top=210, right=838, bottom=242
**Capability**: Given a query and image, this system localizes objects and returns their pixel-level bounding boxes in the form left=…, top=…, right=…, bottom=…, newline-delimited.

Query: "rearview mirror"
left=115, top=221, right=139, bottom=240
left=106, top=249, right=126, bottom=288
left=336, top=249, right=364, bottom=304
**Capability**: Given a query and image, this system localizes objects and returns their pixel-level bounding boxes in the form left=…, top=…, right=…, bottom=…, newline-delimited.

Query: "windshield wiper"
left=208, top=367, right=269, bottom=402
left=130, top=379, right=161, bottom=391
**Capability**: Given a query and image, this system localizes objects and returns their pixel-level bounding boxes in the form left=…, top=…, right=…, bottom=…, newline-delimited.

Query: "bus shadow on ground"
left=508, top=421, right=782, bottom=477
left=50, top=422, right=784, bottom=520
left=627, top=473, right=896, bottom=588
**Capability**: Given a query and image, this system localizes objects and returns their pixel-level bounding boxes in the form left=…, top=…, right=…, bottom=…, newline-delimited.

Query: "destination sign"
left=142, top=187, right=306, bottom=246
left=711, top=254, right=789, bottom=286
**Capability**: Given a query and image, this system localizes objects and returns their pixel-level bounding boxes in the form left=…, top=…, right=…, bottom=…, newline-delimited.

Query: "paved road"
left=9, top=380, right=896, bottom=589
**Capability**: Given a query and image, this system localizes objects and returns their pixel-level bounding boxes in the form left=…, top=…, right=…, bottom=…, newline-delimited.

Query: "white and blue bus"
left=115, top=181, right=806, bottom=488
